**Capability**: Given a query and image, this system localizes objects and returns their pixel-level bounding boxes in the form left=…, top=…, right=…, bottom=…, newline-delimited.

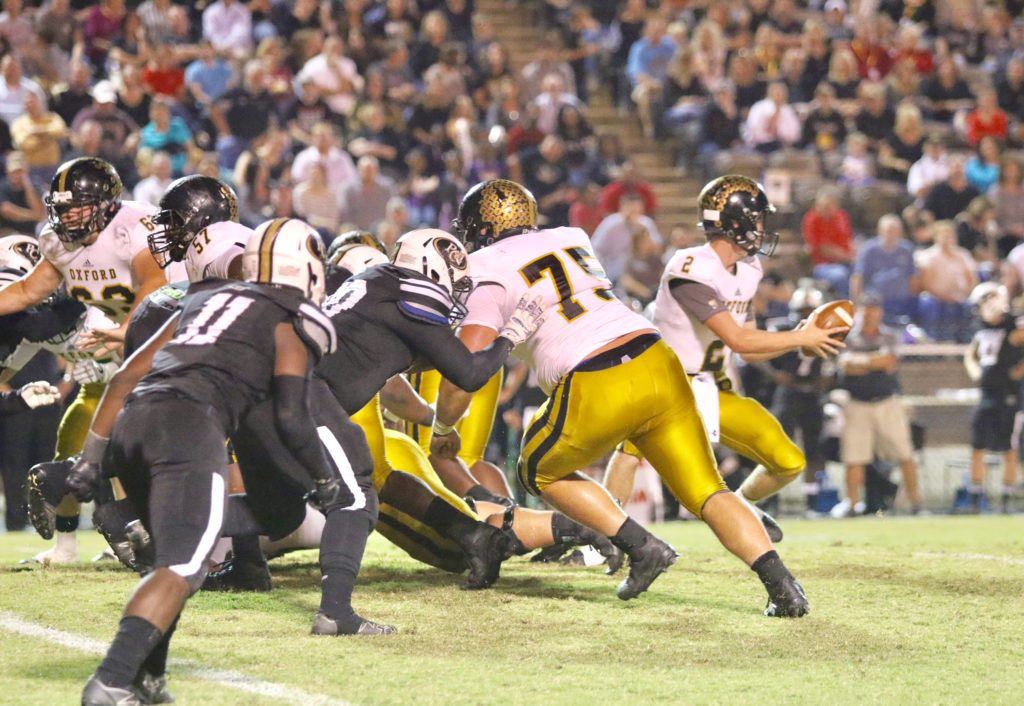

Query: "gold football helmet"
left=452, top=179, right=538, bottom=250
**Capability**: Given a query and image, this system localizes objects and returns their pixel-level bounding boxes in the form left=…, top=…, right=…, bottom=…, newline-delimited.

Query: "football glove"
left=18, top=381, right=60, bottom=409
left=66, top=431, right=109, bottom=502
left=498, top=294, right=546, bottom=347
left=70, top=359, right=119, bottom=385
left=305, top=477, right=347, bottom=513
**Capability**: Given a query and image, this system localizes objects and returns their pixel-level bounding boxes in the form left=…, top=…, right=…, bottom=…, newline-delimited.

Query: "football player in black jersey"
left=69, top=220, right=389, bottom=705
left=965, top=282, right=1023, bottom=513
left=766, top=282, right=835, bottom=514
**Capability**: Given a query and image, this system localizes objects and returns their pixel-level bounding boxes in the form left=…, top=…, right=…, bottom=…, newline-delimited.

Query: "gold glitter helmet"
left=697, top=175, right=778, bottom=256
left=452, top=179, right=538, bottom=251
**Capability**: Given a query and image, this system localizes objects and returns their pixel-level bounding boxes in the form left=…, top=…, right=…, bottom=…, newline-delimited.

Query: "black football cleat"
left=617, top=535, right=678, bottom=601
left=761, top=509, right=784, bottom=543
left=202, top=557, right=272, bottom=592
left=449, top=522, right=514, bottom=590
left=26, top=459, right=75, bottom=540
left=529, top=541, right=573, bottom=563
left=81, top=675, right=144, bottom=706
left=764, top=575, right=810, bottom=618
left=574, top=529, right=625, bottom=575
left=134, top=672, right=174, bottom=704
left=311, top=611, right=397, bottom=636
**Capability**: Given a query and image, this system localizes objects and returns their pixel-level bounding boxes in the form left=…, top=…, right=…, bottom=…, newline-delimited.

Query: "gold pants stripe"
left=518, top=340, right=727, bottom=516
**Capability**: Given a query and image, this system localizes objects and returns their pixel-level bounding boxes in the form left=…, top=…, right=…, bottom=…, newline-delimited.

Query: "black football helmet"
left=697, top=175, right=778, bottom=257
left=451, top=179, right=538, bottom=251
left=44, top=158, right=123, bottom=245
left=326, top=229, right=386, bottom=266
left=149, top=175, right=239, bottom=268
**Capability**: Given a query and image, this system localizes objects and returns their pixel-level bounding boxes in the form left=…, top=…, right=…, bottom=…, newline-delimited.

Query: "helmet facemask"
left=44, top=195, right=115, bottom=245
left=978, top=289, right=1010, bottom=325
left=148, top=209, right=197, bottom=268
left=725, top=207, right=778, bottom=257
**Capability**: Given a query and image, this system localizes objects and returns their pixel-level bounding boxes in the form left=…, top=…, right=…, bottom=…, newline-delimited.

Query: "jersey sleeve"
left=668, top=279, right=729, bottom=322
left=461, top=283, right=507, bottom=332
left=391, top=311, right=510, bottom=392
left=665, top=249, right=719, bottom=288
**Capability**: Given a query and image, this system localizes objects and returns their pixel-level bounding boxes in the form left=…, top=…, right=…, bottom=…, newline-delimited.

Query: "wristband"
left=432, top=418, right=457, bottom=436
left=82, top=430, right=110, bottom=465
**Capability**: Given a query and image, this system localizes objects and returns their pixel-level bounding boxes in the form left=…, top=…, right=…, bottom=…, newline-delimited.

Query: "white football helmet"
left=789, top=279, right=825, bottom=314
left=336, top=245, right=388, bottom=275
left=391, top=228, right=473, bottom=314
left=243, top=218, right=328, bottom=304
left=969, top=281, right=1010, bottom=325
left=0, top=234, right=41, bottom=274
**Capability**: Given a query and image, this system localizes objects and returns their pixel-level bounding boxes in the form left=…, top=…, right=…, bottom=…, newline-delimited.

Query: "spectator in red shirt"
left=598, top=161, right=657, bottom=216
left=568, top=182, right=605, bottom=235
left=965, top=88, right=1008, bottom=146
left=893, top=23, right=933, bottom=75
left=802, top=186, right=855, bottom=298
left=141, top=44, right=186, bottom=100
left=849, top=19, right=893, bottom=80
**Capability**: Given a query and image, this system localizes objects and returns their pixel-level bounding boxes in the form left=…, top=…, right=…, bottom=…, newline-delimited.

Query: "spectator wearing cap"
left=132, top=151, right=174, bottom=206
left=591, top=193, right=662, bottom=284
left=906, top=134, right=948, bottom=203
left=339, top=156, right=395, bottom=232
left=744, top=81, right=800, bottom=153
left=850, top=214, right=919, bottom=322
left=916, top=220, right=977, bottom=342
left=802, top=187, right=855, bottom=298
left=291, top=122, right=357, bottom=193
left=186, top=41, right=236, bottom=111
left=203, top=0, right=253, bottom=58
left=51, top=60, right=94, bottom=127
left=0, top=55, right=44, bottom=125
left=964, top=88, right=1008, bottom=146
left=140, top=98, right=193, bottom=176
left=835, top=293, right=922, bottom=517
left=70, top=80, right=139, bottom=166
left=296, top=35, right=364, bottom=118
left=10, top=91, right=67, bottom=187
left=965, top=136, right=1001, bottom=194
left=0, top=151, right=44, bottom=234
left=922, top=156, right=980, bottom=222
left=83, top=0, right=127, bottom=70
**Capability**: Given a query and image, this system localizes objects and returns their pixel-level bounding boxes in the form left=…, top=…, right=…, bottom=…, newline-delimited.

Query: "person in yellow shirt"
left=10, top=91, right=67, bottom=184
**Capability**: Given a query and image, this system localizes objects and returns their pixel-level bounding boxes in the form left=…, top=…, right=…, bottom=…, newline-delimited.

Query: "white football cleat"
left=25, top=543, right=80, bottom=565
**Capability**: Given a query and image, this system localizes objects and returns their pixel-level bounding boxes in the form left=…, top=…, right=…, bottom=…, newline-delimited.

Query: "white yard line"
left=0, top=611, right=353, bottom=706
left=913, top=551, right=1024, bottom=566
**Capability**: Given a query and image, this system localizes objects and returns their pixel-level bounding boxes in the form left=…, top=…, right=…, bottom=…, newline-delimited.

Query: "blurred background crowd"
left=2, top=0, right=1023, bottom=526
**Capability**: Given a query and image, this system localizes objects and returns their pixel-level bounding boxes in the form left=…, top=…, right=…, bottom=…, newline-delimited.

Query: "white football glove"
left=498, top=294, right=546, bottom=348
left=18, top=381, right=61, bottom=409
left=70, top=359, right=119, bottom=385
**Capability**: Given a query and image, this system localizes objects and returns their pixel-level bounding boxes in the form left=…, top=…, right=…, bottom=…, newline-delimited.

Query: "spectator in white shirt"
left=202, top=0, right=252, bottom=57
left=0, top=54, right=44, bottom=125
left=339, top=156, right=395, bottom=231
left=293, top=161, right=342, bottom=234
left=744, top=81, right=801, bottom=153
left=291, top=122, right=358, bottom=191
left=591, top=193, right=663, bottom=283
left=296, top=35, right=364, bottom=117
left=532, top=74, right=582, bottom=134
left=917, top=219, right=978, bottom=341
left=907, top=134, right=949, bottom=202
left=132, top=151, right=174, bottom=206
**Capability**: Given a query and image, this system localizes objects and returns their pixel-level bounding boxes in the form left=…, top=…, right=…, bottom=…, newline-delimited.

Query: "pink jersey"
left=464, top=227, right=652, bottom=394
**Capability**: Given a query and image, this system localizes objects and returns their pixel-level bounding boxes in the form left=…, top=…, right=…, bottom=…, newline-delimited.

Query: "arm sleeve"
left=16, top=296, right=85, bottom=342
left=272, top=374, right=337, bottom=484
left=668, top=279, right=729, bottom=322
left=395, top=315, right=514, bottom=392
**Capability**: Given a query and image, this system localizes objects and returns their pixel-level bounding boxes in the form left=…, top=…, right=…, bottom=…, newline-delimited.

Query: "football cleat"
left=763, top=575, right=810, bottom=618
left=529, top=542, right=573, bottom=564
left=134, top=672, right=174, bottom=704
left=449, top=522, right=514, bottom=590
left=24, top=543, right=79, bottom=565
left=25, top=459, right=75, bottom=540
left=202, top=557, right=272, bottom=592
left=310, top=612, right=397, bottom=636
left=81, top=675, right=143, bottom=706
left=91, top=500, right=148, bottom=572
left=617, top=535, right=678, bottom=601
left=760, top=510, right=784, bottom=543
left=573, top=529, right=625, bottom=574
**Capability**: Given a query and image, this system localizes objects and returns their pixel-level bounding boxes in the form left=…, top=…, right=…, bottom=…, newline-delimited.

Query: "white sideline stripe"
left=913, top=551, right=1024, bottom=566
left=0, top=611, right=352, bottom=706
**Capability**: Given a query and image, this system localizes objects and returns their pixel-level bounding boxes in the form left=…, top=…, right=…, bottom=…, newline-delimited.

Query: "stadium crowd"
left=1, top=0, right=1023, bottom=527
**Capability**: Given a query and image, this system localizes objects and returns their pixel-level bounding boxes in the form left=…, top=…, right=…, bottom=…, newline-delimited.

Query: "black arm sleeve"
left=396, top=317, right=514, bottom=392
left=16, top=297, right=86, bottom=343
left=272, top=374, right=337, bottom=484
left=0, top=390, right=27, bottom=416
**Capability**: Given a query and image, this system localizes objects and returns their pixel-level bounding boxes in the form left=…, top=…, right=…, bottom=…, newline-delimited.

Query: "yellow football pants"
left=519, top=339, right=727, bottom=517
left=350, top=396, right=473, bottom=573
left=620, top=388, right=805, bottom=480
left=54, top=382, right=106, bottom=460
left=404, top=369, right=503, bottom=466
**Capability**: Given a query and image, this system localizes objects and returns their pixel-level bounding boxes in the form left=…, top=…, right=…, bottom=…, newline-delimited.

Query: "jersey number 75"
left=519, top=247, right=611, bottom=322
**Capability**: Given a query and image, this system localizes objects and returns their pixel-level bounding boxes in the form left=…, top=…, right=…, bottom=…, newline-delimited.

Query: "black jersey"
left=973, top=315, right=1024, bottom=406
left=124, top=281, right=188, bottom=357
left=131, top=279, right=334, bottom=429
left=767, top=316, right=831, bottom=397
left=0, top=266, right=85, bottom=362
left=317, top=264, right=509, bottom=414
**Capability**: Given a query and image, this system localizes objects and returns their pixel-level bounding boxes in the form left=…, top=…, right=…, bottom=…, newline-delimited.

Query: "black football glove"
left=305, top=477, right=347, bottom=514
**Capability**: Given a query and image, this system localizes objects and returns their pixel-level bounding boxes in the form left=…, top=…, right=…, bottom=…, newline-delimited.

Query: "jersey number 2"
left=178, top=292, right=254, bottom=346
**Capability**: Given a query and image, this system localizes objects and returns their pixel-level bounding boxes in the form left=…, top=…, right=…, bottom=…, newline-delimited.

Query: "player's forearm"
left=272, top=375, right=336, bottom=484
left=380, top=375, right=434, bottom=426
left=726, top=327, right=803, bottom=356
left=436, top=378, right=473, bottom=428
left=0, top=281, right=46, bottom=315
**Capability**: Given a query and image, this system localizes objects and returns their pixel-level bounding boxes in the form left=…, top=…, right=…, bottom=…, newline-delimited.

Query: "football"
left=801, top=299, right=855, bottom=357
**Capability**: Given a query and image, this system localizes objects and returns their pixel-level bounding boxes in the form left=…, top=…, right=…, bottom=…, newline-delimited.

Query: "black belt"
left=574, top=333, right=661, bottom=373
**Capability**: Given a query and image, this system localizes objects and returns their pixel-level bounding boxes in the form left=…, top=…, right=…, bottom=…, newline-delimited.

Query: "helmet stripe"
left=258, top=218, right=287, bottom=282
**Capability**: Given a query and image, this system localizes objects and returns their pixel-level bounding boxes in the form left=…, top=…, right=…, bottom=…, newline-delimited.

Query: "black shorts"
left=971, top=404, right=1018, bottom=452
left=107, top=394, right=229, bottom=585
left=232, top=377, right=375, bottom=539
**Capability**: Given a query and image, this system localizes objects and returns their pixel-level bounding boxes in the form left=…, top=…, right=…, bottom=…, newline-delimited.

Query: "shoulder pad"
left=395, top=269, right=454, bottom=326
left=149, top=282, right=188, bottom=308
left=294, top=301, right=337, bottom=360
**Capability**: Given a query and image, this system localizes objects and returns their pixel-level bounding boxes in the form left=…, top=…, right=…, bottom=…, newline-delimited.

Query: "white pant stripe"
left=316, top=426, right=367, bottom=511
left=170, top=473, right=226, bottom=578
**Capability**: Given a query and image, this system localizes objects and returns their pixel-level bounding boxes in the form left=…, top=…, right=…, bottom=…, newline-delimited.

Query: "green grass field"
left=1, top=516, right=1022, bottom=705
